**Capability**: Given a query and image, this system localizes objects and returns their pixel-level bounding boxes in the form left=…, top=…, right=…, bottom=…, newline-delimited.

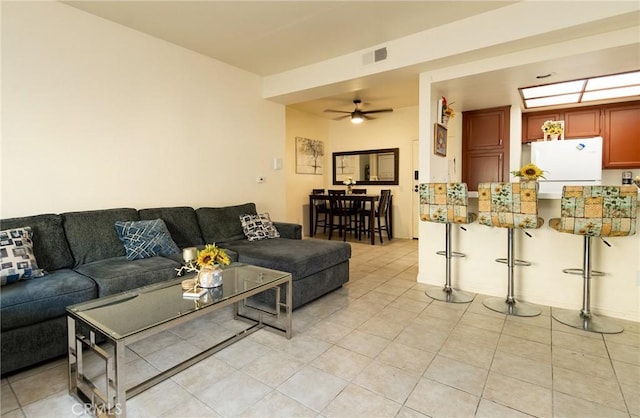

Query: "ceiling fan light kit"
left=324, top=99, right=393, bottom=124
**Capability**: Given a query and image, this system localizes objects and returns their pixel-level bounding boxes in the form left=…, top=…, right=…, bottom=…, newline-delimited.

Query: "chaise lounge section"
left=0, top=203, right=350, bottom=375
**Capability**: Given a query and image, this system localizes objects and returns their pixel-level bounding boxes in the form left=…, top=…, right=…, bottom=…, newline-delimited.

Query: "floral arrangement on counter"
left=541, top=120, right=563, bottom=136
left=511, top=163, right=546, bottom=180
left=634, top=176, right=640, bottom=188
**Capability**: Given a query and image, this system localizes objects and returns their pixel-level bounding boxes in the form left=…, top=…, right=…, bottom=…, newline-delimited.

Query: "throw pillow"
left=239, top=213, right=280, bottom=241
left=0, top=227, right=43, bottom=285
left=114, top=219, right=180, bottom=260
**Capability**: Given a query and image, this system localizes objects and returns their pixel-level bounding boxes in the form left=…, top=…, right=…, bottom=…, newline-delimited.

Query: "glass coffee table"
left=67, top=264, right=292, bottom=417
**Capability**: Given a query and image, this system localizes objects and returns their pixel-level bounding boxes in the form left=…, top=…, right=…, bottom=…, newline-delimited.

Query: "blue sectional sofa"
left=0, top=203, right=351, bottom=375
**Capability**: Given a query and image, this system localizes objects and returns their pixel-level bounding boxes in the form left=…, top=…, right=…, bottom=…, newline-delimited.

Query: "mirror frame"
left=332, top=148, right=399, bottom=186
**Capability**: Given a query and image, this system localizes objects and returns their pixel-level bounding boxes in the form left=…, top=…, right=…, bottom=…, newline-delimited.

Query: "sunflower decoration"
left=511, top=163, right=546, bottom=180
left=197, top=244, right=230, bottom=268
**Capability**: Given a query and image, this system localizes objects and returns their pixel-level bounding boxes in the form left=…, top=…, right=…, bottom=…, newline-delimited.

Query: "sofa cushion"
left=63, top=208, right=139, bottom=267
left=0, top=269, right=97, bottom=331
left=0, top=214, right=74, bottom=271
left=75, top=256, right=181, bottom=297
left=114, top=219, right=180, bottom=260
left=240, top=213, right=280, bottom=241
left=139, top=207, right=204, bottom=248
left=222, top=238, right=351, bottom=281
left=196, top=203, right=257, bottom=244
left=0, top=227, right=43, bottom=285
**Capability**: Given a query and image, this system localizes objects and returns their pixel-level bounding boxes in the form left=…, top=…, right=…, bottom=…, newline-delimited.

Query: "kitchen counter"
left=418, top=197, right=639, bottom=321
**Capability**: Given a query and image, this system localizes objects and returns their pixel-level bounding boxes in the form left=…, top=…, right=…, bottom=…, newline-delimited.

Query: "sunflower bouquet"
left=197, top=244, right=230, bottom=268
left=541, top=120, right=563, bottom=136
left=511, top=163, right=546, bottom=180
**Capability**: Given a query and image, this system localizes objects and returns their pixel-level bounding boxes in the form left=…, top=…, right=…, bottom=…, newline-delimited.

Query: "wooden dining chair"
left=360, top=189, right=392, bottom=244
left=311, top=189, right=329, bottom=236
left=327, top=190, right=356, bottom=241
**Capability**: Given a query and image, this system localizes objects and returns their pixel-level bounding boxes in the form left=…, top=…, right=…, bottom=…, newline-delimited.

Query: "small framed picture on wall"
left=434, top=123, right=447, bottom=157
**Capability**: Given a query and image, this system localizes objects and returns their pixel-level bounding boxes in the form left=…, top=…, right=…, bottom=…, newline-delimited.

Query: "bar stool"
left=478, top=181, right=544, bottom=316
left=419, top=183, right=476, bottom=303
left=549, top=185, right=637, bottom=334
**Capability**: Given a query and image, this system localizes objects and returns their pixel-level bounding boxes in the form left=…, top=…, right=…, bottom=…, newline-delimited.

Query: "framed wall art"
left=434, top=123, right=447, bottom=157
left=295, top=137, right=324, bottom=174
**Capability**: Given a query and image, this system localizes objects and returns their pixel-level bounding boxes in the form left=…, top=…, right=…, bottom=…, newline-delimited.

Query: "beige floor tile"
left=357, top=315, right=407, bottom=340
left=422, top=302, right=467, bottom=322
left=141, top=339, right=201, bottom=371
left=425, top=355, right=489, bottom=396
left=622, top=382, right=640, bottom=416
left=450, top=324, right=501, bottom=349
left=401, top=288, right=433, bottom=303
left=395, top=406, right=430, bottom=417
left=496, top=333, right=551, bottom=363
left=170, top=355, right=235, bottom=393
left=467, top=299, right=506, bottom=319
left=9, top=363, right=68, bottom=407
left=336, top=329, right=390, bottom=358
left=301, top=318, right=353, bottom=344
left=196, top=371, right=272, bottom=416
left=376, top=341, right=435, bottom=373
left=240, top=391, right=316, bottom=418
left=352, top=361, right=421, bottom=403
left=607, top=340, right=640, bottom=365
left=552, top=346, right=616, bottom=380
left=241, top=350, right=305, bottom=387
left=604, top=329, right=640, bottom=348
left=553, top=391, right=629, bottom=418
left=506, top=310, right=552, bottom=329
left=1, top=379, right=20, bottom=414
left=310, top=345, right=371, bottom=381
left=490, top=350, right=552, bottom=388
left=128, top=330, right=184, bottom=356
left=483, top=371, right=552, bottom=417
left=475, top=399, right=532, bottom=418
left=272, top=334, right=332, bottom=363
left=395, top=322, right=450, bottom=352
left=439, top=334, right=496, bottom=369
left=323, top=384, right=402, bottom=417
left=553, top=366, right=626, bottom=412
left=405, top=377, right=479, bottom=417
left=158, top=397, right=219, bottom=418
left=552, top=330, right=608, bottom=358
left=413, top=311, right=458, bottom=333
left=502, top=320, right=551, bottom=345
left=459, top=311, right=505, bottom=333
left=612, top=360, right=640, bottom=388
left=277, top=366, right=347, bottom=412
left=387, top=296, right=429, bottom=313
left=127, top=379, right=192, bottom=418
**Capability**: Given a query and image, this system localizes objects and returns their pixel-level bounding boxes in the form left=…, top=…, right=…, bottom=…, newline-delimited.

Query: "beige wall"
left=1, top=2, right=286, bottom=219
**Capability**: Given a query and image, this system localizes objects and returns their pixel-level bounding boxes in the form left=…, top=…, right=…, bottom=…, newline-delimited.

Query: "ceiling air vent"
left=362, top=47, right=388, bottom=65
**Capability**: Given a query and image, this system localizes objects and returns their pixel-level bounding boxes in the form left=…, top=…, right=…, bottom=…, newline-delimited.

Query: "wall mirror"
left=332, top=148, right=399, bottom=185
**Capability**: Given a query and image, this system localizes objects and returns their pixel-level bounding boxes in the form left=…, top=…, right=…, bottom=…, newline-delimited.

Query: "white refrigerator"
left=531, top=137, right=603, bottom=195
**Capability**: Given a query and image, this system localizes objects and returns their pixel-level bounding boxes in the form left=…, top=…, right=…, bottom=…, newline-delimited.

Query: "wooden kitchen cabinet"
left=522, top=106, right=600, bottom=142
left=602, top=101, right=640, bottom=168
left=463, top=106, right=510, bottom=191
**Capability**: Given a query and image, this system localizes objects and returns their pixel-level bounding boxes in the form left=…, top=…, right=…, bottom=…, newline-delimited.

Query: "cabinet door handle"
left=499, top=139, right=502, bottom=145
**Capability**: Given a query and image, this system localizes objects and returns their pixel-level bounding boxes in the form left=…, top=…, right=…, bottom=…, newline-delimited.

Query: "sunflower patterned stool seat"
left=478, top=181, right=544, bottom=316
left=549, top=185, right=637, bottom=334
left=419, top=183, right=476, bottom=303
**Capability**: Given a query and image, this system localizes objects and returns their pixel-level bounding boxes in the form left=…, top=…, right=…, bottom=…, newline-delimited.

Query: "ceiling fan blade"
left=324, top=109, right=351, bottom=114
left=361, top=108, right=393, bottom=114
left=332, top=115, right=351, bottom=120
left=363, top=115, right=376, bottom=120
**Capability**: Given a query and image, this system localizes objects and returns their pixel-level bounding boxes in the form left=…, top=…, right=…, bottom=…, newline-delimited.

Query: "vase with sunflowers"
left=511, top=163, right=546, bottom=182
left=176, top=244, right=230, bottom=288
left=541, top=120, right=563, bottom=141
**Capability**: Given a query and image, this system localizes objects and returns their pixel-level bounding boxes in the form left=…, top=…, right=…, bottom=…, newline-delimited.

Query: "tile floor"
left=2, top=237, right=639, bottom=418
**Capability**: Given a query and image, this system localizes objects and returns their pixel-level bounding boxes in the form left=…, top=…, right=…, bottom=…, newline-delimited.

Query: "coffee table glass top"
left=67, top=264, right=290, bottom=340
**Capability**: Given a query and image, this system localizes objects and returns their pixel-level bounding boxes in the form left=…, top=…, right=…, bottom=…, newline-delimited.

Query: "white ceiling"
left=64, top=1, right=639, bottom=118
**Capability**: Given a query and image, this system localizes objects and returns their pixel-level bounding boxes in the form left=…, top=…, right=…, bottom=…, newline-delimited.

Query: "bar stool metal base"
left=483, top=297, right=541, bottom=317
left=425, top=223, right=475, bottom=304
left=552, top=308, right=623, bottom=334
left=425, top=285, right=475, bottom=303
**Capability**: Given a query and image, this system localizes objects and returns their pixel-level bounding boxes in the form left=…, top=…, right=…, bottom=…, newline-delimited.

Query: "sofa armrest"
left=274, top=222, right=301, bottom=240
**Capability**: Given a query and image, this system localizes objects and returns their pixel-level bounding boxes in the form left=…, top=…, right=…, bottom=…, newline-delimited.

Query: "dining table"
left=308, top=193, right=393, bottom=245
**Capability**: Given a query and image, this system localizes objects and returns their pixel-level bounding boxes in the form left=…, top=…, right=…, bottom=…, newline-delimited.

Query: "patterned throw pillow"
left=239, top=213, right=280, bottom=241
left=114, top=219, right=180, bottom=260
left=0, top=227, right=43, bottom=286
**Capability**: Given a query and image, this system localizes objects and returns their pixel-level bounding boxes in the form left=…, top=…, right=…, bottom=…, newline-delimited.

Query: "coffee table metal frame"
left=67, top=264, right=292, bottom=417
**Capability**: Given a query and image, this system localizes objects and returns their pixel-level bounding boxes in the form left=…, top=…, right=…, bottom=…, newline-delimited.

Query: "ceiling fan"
left=324, top=99, right=393, bottom=124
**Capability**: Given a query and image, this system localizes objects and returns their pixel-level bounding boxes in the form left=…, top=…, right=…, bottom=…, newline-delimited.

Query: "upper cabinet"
left=602, top=101, right=640, bottom=169
left=522, top=100, right=640, bottom=168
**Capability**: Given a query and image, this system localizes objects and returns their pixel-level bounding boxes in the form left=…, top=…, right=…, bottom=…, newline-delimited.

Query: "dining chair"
left=311, top=189, right=329, bottom=236
left=327, top=190, right=355, bottom=241
left=360, top=189, right=392, bottom=244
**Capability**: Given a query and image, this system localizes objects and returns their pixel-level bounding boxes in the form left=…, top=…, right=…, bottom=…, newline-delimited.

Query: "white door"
left=411, top=139, right=419, bottom=239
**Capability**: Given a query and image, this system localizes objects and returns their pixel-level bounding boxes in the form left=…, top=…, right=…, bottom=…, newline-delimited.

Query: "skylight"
left=519, top=70, right=640, bottom=109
